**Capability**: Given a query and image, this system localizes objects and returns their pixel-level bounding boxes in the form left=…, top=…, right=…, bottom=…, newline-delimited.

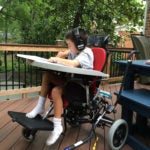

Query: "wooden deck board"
left=0, top=83, right=149, bottom=150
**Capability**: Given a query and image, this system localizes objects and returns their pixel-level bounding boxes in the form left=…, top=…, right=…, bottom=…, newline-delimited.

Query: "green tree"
left=0, top=0, right=145, bottom=45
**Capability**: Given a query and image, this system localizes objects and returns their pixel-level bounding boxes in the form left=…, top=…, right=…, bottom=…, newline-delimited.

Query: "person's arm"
left=48, top=57, right=80, bottom=67
left=56, top=50, right=69, bottom=58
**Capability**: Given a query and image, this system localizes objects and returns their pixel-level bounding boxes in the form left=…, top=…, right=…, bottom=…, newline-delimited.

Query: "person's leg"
left=46, top=86, right=63, bottom=146
left=26, top=71, right=64, bottom=118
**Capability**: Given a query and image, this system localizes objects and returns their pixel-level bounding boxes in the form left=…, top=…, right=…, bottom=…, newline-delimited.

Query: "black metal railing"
left=0, top=51, right=57, bottom=90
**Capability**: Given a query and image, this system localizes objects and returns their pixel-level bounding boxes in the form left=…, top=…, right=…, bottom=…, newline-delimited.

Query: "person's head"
left=65, top=28, right=88, bottom=54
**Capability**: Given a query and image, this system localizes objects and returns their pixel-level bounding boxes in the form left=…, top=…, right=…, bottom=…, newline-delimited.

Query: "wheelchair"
left=8, top=35, right=129, bottom=150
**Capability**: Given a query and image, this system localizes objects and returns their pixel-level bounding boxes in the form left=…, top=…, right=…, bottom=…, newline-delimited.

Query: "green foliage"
left=0, top=0, right=145, bottom=45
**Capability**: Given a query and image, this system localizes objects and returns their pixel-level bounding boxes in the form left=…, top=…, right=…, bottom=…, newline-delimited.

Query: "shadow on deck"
left=0, top=83, right=149, bottom=150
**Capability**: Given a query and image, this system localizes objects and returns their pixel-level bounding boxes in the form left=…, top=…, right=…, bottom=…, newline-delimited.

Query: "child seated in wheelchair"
left=26, top=28, right=94, bottom=146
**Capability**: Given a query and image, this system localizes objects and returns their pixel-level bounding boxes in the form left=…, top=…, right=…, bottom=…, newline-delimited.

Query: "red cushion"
left=48, top=93, right=70, bottom=107
left=91, top=47, right=106, bottom=71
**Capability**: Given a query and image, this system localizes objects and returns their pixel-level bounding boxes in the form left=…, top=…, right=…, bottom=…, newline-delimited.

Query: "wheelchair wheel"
left=108, top=119, right=128, bottom=150
left=22, top=128, right=37, bottom=142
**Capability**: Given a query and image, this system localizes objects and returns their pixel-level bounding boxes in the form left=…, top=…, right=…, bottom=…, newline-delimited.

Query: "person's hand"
left=48, top=57, right=57, bottom=63
left=146, top=60, right=150, bottom=65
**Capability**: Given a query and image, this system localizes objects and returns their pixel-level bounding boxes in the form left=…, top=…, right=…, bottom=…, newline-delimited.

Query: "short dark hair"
left=65, top=28, right=88, bottom=46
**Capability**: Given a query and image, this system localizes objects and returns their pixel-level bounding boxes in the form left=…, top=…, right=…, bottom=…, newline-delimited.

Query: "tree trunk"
left=73, top=0, right=85, bottom=28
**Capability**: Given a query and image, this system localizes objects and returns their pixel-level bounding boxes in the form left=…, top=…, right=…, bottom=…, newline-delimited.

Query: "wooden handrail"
left=0, top=43, right=133, bottom=52
left=0, top=44, right=68, bottom=52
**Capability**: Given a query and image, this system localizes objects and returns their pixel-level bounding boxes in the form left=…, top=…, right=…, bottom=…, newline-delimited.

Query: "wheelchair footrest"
left=8, top=111, right=54, bottom=131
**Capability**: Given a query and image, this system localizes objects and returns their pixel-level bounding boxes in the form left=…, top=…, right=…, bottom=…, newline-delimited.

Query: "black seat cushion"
left=63, top=80, right=86, bottom=102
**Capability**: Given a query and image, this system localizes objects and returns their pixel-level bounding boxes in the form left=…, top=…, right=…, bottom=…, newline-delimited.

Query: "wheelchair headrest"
left=87, top=34, right=110, bottom=48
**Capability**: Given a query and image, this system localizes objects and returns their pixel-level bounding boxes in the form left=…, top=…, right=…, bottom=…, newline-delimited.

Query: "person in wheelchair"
left=26, top=28, right=94, bottom=146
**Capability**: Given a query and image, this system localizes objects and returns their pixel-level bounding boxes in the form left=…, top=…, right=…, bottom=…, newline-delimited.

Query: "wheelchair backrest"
left=91, top=47, right=107, bottom=71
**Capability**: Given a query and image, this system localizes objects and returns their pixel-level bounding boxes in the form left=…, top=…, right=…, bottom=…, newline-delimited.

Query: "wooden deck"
left=0, top=83, right=150, bottom=150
